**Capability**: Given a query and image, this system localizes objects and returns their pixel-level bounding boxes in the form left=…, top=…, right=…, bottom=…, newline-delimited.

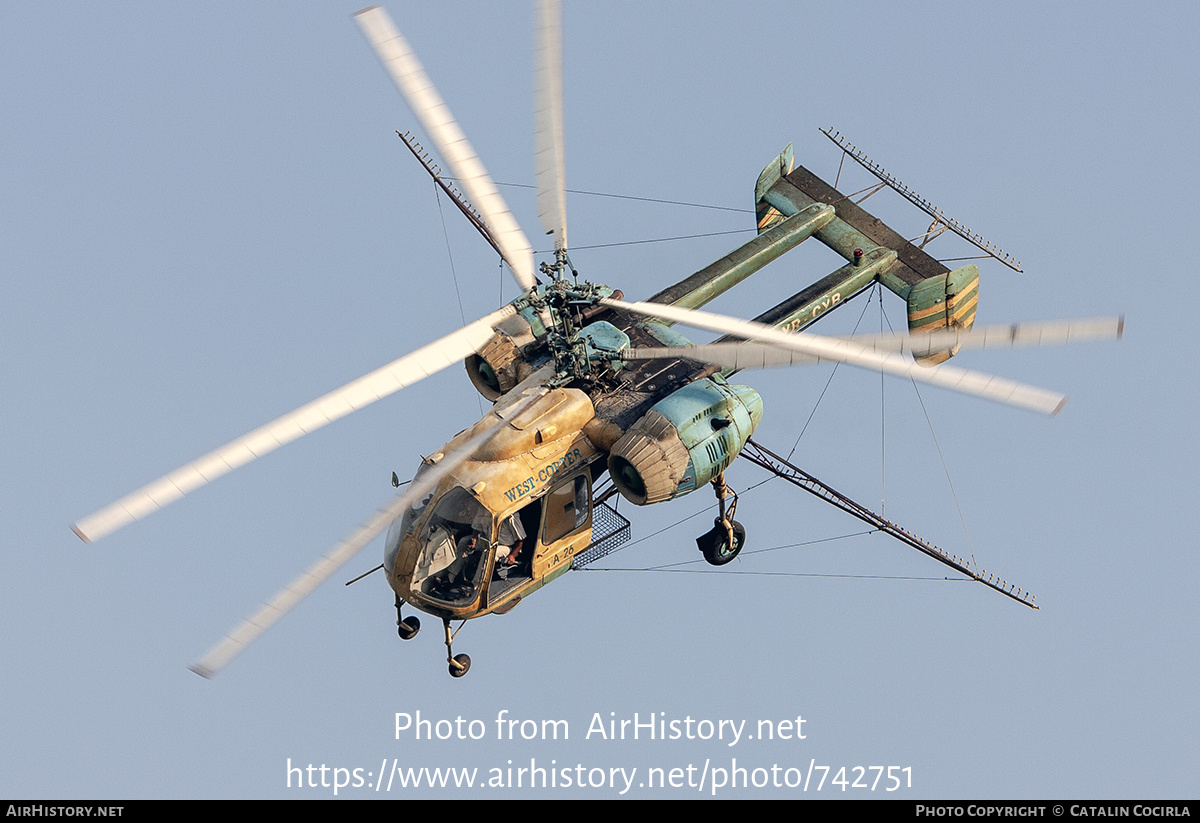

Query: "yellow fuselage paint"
left=391, top=388, right=600, bottom=619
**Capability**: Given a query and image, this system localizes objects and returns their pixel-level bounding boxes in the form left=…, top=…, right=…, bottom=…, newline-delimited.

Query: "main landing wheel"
left=398, top=616, right=421, bottom=640
left=697, top=519, right=746, bottom=566
left=449, top=653, right=471, bottom=678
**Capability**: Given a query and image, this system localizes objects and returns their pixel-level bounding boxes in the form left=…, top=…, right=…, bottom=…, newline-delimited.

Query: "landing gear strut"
left=395, top=597, right=420, bottom=640
left=443, top=618, right=471, bottom=678
left=696, top=472, right=745, bottom=566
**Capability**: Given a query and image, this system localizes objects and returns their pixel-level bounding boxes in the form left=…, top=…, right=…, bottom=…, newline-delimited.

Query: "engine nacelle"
left=465, top=312, right=549, bottom=400
left=608, top=378, right=763, bottom=505
left=466, top=286, right=626, bottom=399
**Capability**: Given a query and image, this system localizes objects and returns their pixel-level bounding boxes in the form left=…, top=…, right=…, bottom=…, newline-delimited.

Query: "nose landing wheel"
left=398, top=617, right=421, bottom=640
left=449, top=653, right=471, bottom=678
left=395, top=597, right=421, bottom=640
left=443, top=618, right=471, bottom=678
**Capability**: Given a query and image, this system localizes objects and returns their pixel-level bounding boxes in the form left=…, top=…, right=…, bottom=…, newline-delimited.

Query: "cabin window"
left=541, top=473, right=591, bottom=545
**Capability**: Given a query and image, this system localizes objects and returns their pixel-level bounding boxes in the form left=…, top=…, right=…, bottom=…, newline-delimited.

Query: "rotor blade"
left=624, top=316, right=1125, bottom=370
left=534, top=0, right=567, bottom=252
left=834, top=315, right=1125, bottom=359
left=603, top=297, right=1067, bottom=415
left=625, top=342, right=820, bottom=370
left=72, top=305, right=518, bottom=544
left=354, top=6, right=537, bottom=291
left=190, top=386, right=548, bottom=678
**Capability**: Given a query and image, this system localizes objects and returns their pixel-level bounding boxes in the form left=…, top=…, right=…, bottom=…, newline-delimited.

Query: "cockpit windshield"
left=383, top=462, right=433, bottom=576
left=411, top=486, right=493, bottom=606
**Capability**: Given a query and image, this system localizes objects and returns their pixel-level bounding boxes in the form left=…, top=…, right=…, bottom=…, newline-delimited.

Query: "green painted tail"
left=751, top=144, right=979, bottom=364
left=903, top=264, right=980, bottom=364
left=754, top=143, right=794, bottom=234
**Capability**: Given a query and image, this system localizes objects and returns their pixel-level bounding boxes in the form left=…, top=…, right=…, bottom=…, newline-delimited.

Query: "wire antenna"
left=398, top=130, right=502, bottom=260
left=821, top=128, right=1023, bottom=272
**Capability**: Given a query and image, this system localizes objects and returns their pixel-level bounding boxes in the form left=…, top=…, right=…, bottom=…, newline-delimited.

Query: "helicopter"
left=71, top=3, right=1121, bottom=679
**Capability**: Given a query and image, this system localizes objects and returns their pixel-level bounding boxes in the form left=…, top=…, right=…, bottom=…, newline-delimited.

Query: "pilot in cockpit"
left=414, top=488, right=492, bottom=602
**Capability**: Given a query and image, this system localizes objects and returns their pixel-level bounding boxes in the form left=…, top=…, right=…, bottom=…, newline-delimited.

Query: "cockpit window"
left=412, top=487, right=493, bottom=606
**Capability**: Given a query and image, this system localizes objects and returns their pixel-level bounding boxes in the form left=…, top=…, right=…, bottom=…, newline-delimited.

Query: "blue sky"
left=2, top=1, right=1196, bottom=798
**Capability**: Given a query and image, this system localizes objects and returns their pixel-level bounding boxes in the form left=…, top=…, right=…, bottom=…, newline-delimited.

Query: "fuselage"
left=385, top=387, right=602, bottom=619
